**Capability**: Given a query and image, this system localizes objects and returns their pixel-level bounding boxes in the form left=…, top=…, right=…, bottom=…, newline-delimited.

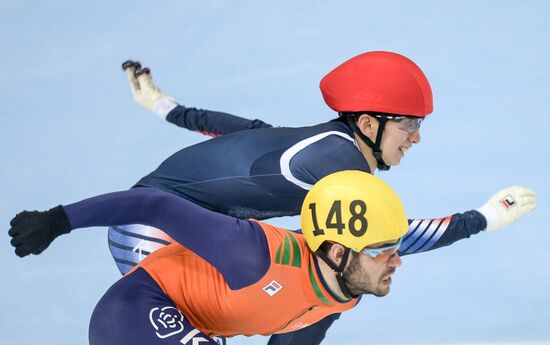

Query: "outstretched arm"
left=165, top=106, right=273, bottom=137
left=8, top=188, right=270, bottom=289
left=399, top=211, right=482, bottom=256
left=123, top=60, right=273, bottom=137
left=399, top=186, right=536, bottom=256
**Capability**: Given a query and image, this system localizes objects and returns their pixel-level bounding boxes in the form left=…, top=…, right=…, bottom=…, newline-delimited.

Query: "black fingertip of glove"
left=10, top=236, right=21, bottom=247
left=122, top=60, right=141, bottom=71
left=10, top=211, right=27, bottom=227
left=15, top=245, right=30, bottom=258
left=134, top=67, right=150, bottom=77
left=8, top=225, right=16, bottom=236
left=121, top=60, right=134, bottom=70
left=32, top=248, right=43, bottom=255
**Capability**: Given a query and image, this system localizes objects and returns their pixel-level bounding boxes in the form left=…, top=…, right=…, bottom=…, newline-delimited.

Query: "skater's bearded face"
left=343, top=239, right=402, bottom=297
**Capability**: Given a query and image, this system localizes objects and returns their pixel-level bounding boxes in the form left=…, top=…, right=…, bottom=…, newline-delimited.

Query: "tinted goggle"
left=373, top=114, right=423, bottom=133
left=359, top=238, right=402, bottom=258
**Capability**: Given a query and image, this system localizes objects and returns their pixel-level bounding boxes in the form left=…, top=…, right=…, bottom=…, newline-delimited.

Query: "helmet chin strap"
left=344, top=115, right=391, bottom=171
left=315, top=247, right=357, bottom=300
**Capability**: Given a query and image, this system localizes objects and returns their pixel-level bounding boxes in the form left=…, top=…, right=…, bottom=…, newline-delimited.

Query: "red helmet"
left=320, top=51, right=433, bottom=117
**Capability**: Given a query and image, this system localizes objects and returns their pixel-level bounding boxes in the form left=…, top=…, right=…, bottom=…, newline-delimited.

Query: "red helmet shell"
left=320, top=51, right=433, bottom=117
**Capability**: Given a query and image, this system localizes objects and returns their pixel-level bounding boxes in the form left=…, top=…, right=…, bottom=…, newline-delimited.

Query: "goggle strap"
left=337, top=247, right=351, bottom=272
left=373, top=117, right=391, bottom=170
left=315, top=247, right=357, bottom=300
left=315, top=249, right=339, bottom=271
left=345, top=115, right=391, bottom=171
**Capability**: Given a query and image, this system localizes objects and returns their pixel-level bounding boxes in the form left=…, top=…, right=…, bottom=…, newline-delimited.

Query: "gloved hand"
left=122, top=60, right=178, bottom=119
left=8, top=205, right=71, bottom=257
left=477, top=186, right=536, bottom=231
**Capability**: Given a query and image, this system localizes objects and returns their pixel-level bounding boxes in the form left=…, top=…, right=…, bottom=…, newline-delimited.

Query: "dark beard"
left=342, top=251, right=389, bottom=297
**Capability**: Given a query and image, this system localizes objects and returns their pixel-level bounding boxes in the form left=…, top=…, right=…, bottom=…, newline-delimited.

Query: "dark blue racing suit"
left=107, top=105, right=487, bottom=345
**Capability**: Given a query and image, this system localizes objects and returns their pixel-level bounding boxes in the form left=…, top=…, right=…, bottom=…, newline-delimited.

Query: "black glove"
left=9, top=205, right=71, bottom=257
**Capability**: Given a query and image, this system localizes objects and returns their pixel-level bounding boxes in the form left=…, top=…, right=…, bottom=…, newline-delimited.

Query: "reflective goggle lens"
left=373, top=114, right=423, bottom=133
left=397, top=117, right=423, bottom=133
left=360, top=238, right=402, bottom=258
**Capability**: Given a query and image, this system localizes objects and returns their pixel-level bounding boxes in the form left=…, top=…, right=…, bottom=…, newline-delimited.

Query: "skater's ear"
left=355, top=114, right=378, bottom=141
left=325, top=242, right=348, bottom=268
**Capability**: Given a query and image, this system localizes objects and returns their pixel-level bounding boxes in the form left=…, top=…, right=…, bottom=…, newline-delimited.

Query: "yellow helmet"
left=301, top=170, right=408, bottom=252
